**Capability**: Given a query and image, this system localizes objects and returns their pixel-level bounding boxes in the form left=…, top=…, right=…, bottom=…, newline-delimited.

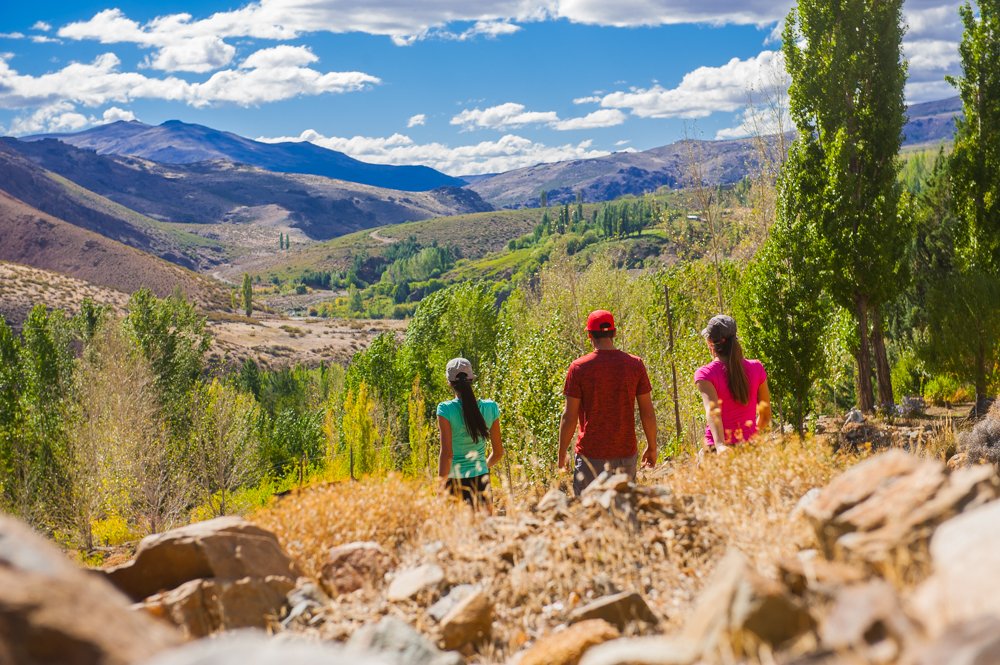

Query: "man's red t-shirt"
left=563, top=349, right=653, bottom=459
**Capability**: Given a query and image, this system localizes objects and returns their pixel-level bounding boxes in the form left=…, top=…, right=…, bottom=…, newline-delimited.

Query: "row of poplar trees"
left=741, top=0, right=999, bottom=429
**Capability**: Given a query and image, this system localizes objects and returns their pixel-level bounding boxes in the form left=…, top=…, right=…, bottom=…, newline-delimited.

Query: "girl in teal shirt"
left=436, top=357, right=504, bottom=513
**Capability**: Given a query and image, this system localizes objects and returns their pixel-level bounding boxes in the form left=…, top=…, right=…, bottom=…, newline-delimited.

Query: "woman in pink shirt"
left=694, top=315, right=772, bottom=451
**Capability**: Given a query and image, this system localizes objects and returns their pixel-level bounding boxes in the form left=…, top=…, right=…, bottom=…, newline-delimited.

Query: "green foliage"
left=242, top=273, right=253, bottom=317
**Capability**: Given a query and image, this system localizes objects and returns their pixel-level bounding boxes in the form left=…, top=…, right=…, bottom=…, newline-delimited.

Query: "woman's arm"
left=757, top=380, right=772, bottom=432
left=696, top=380, right=727, bottom=450
left=486, top=419, right=504, bottom=469
left=437, top=416, right=453, bottom=480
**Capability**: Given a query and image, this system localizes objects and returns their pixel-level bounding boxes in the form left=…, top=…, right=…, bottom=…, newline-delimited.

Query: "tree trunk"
left=854, top=294, right=876, bottom=413
left=870, top=303, right=895, bottom=411
left=975, top=338, right=989, bottom=414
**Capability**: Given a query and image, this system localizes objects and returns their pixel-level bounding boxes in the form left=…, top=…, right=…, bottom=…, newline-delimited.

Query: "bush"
left=924, top=374, right=972, bottom=405
left=959, top=402, right=1000, bottom=467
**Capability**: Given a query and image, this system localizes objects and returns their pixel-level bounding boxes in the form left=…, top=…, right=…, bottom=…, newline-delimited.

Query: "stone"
left=907, top=616, right=1000, bottom=665
left=321, top=541, right=394, bottom=595
left=682, top=550, right=812, bottom=654
left=820, top=581, right=919, bottom=656
left=911, top=499, right=1000, bottom=634
left=569, top=591, right=658, bottom=630
left=347, top=616, right=463, bottom=665
left=102, top=516, right=302, bottom=601
left=537, top=488, right=570, bottom=514
left=578, top=636, right=699, bottom=665
left=777, top=552, right=866, bottom=595
left=428, top=584, right=476, bottom=622
left=519, top=620, right=620, bottom=665
left=838, top=422, right=893, bottom=452
left=0, top=514, right=182, bottom=665
left=791, top=488, right=822, bottom=520
left=439, top=588, right=493, bottom=649
left=845, top=408, right=865, bottom=424
left=139, top=575, right=295, bottom=638
left=387, top=564, right=445, bottom=601
left=142, top=632, right=390, bottom=665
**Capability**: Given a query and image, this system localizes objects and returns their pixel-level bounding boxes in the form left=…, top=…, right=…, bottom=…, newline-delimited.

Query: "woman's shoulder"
left=694, top=359, right=723, bottom=382
left=436, top=398, right=459, bottom=415
left=477, top=398, right=500, bottom=412
left=744, top=358, right=767, bottom=379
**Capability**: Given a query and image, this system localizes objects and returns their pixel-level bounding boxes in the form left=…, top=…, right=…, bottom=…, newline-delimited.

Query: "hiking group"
left=436, top=310, right=772, bottom=512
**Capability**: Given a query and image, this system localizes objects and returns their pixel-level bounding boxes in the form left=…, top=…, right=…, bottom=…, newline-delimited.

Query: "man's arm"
left=637, top=392, right=657, bottom=467
left=558, top=396, right=581, bottom=469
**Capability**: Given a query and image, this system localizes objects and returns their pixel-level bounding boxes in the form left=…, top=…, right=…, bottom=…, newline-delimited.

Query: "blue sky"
left=0, top=1, right=963, bottom=175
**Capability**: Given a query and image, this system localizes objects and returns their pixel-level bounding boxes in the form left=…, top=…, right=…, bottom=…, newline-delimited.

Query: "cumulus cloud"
left=451, top=102, right=627, bottom=131
left=7, top=101, right=89, bottom=134
left=0, top=50, right=379, bottom=110
left=102, top=106, right=137, bottom=123
left=407, top=113, right=427, bottom=127
left=32, top=21, right=52, bottom=32
left=256, top=129, right=610, bottom=175
left=553, top=109, right=626, bottom=130
left=573, top=95, right=602, bottom=104
left=147, top=36, right=236, bottom=73
left=0, top=33, right=26, bottom=40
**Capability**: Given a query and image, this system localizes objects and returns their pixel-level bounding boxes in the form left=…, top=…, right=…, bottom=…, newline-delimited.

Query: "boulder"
left=387, top=564, right=445, bottom=602
left=428, top=585, right=476, bottom=622
left=439, top=588, right=493, bottom=649
left=906, top=616, right=1000, bottom=665
left=777, top=552, right=866, bottom=596
left=911, top=499, right=1000, bottom=634
left=103, top=517, right=301, bottom=601
left=578, top=636, right=699, bottom=665
left=0, top=515, right=181, bottom=665
left=837, top=421, right=893, bottom=451
left=139, top=575, right=295, bottom=638
left=569, top=591, right=658, bottom=630
left=682, top=550, right=812, bottom=654
left=142, top=632, right=390, bottom=665
left=321, top=541, right=393, bottom=595
left=346, top=616, right=463, bottom=665
left=820, top=581, right=919, bottom=661
left=518, top=620, right=620, bottom=665
left=536, top=488, right=570, bottom=515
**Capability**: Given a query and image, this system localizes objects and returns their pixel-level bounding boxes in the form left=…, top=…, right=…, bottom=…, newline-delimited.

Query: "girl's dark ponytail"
left=451, top=374, right=490, bottom=442
left=715, top=336, right=750, bottom=405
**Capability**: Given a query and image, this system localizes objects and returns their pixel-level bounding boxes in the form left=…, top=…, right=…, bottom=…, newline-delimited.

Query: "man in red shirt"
left=558, top=310, right=658, bottom=495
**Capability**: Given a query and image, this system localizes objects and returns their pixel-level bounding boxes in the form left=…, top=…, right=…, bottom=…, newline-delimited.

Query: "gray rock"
left=142, top=631, right=391, bottom=665
left=321, top=541, right=394, bottom=595
left=579, top=636, right=699, bottom=665
left=845, top=408, right=865, bottom=424
left=347, top=616, right=463, bottom=665
left=569, top=591, right=658, bottom=630
left=439, top=588, right=493, bottom=649
left=387, top=564, right=446, bottom=601
left=428, top=584, right=476, bottom=622
left=536, top=488, right=570, bottom=514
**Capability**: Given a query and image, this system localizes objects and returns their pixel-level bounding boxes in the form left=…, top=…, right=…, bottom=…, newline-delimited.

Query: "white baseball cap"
left=446, top=357, right=477, bottom=382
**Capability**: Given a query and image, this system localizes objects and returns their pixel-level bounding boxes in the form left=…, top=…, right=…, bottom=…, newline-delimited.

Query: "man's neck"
left=592, top=339, right=617, bottom=351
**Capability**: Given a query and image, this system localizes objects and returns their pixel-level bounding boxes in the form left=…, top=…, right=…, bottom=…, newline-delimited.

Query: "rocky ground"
left=2, top=409, right=999, bottom=665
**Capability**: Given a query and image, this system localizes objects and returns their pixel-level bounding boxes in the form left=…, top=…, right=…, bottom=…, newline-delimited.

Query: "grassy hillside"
left=0, top=261, right=130, bottom=329
left=0, top=190, right=230, bottom=310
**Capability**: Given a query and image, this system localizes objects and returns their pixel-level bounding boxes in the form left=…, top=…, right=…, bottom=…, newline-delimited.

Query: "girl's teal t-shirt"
left=436, top=398, right=500, bottom=479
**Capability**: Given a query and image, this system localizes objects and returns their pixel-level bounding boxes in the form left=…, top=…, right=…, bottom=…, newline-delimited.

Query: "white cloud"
left=33, top=21, right=52, bottom=32
left=30, top=36, right=62, bottom=44
left=600, top=50, right=784, bottom=119
left=553, top=108, right=626, bottom=130
left=0, top=33, right=26, bottom=40
left=452, top=102, right=559, bottom=130
left=0, top=51, right=379, bottom=111
left=573, top=95, right=602, bottom=104
left=554, top=0, right=789, bottom=27
left=148, top=36, right=236, bottom=73
left=102, top=106, right=137, bottom=123
left=256, top=129, right=610, bottom=175
left=240, top=45, right=317, bottom=69
left=7, top=101, right=90, bottom=134
left=615, top=139, right=630, bottom=146
left=407, top=113, right=427, bottom=127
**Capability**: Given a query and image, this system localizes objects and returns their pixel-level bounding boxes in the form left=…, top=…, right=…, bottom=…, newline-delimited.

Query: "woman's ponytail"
left=715, top=336, right=750, bottom=405
left=451, top=375, right=490, bottom=442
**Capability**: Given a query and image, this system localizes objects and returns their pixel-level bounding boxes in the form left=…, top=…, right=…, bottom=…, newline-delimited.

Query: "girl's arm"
left=486, top=419, right=504, bottom=469
left=438, top=416, right=453, bottom=481
left=757, top=380, right=772, bottom=432
left=696, top=380, right=727, bottom=450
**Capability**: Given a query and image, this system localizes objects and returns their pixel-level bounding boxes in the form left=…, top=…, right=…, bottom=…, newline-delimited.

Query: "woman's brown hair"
left=713, top=335, right=750, bottom=404
left=450, top=374, right=490, bottom=442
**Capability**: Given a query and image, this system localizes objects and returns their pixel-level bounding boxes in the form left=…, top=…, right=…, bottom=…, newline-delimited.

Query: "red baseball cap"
left=586, top=310, right=616, bottom=332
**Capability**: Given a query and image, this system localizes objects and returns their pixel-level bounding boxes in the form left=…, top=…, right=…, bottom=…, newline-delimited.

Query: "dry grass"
left=252, top=434, right=861, bottom=663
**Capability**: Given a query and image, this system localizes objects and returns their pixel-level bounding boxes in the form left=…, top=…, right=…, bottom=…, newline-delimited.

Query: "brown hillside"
left=0, top=261, right=129, bottom=329
left=0, top=190, right=228, bottom=310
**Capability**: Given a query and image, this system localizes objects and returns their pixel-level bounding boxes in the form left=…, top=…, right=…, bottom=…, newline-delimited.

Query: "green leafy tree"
left=948, top=0, right=1000, bottom=404
left=242, top=273, right=253, bottom=317
left=782, top=0, right=910, bottom=411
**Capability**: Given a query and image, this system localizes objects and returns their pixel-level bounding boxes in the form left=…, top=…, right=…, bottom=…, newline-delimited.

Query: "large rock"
left=519, top=620, right=620, bottom=665
left=142, top=632, right=390, bottom=665
left=820, top=581, right=919, bottom=658
left=387, top=564, right=445, bottom=602
left=682, top=550, right=813, bottom=654
left=906, top=616, right=1000, bottom=665
left=103, top=517, right=302, bottom=601
left=578, top=636, right=699, bottom=665
left=139, top=575, right=295, bottom=638
left=346, top=616, right=463, bottom=665
left=321, top=541, right=393, bottom=595
left=439, top=588, right=493, bottom=649
left=911, top=499, right=1000, bottom=634
left=569, top=591, right=658, bottom=630
left=0, top=515, right=181, bottom=665
left=804, top=451, right=998, bottom=571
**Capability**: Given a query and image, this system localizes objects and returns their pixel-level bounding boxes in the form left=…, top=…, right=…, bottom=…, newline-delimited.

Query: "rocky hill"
left=27, top=119, right=464, bottom=192
left=2, top=138, right=492, bottom=243
left=902, top=96, right=961, bottom=146
left=0, top=191, right=228, bottom=309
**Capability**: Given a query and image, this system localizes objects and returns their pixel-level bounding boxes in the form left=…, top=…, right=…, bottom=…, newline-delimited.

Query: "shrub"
left=959, top=402, right=1000, bottom=467
left=924, top=374, right=972, bottom=405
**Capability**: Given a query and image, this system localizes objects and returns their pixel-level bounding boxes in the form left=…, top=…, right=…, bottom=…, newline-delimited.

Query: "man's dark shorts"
left=573, top=453, right=638, bottom=495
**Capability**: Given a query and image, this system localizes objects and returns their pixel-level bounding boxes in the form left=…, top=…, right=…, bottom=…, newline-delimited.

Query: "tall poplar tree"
left=782, top=0, right=910, bottom=412
left=242, top=274, right=253, bottom=318
left=948, top=0, right=1000, bottom=407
